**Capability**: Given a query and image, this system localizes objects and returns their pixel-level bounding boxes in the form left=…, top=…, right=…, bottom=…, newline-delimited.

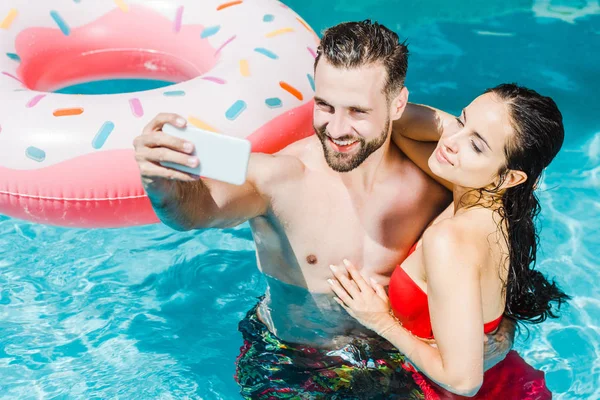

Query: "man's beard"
left=315, top=118, right=390, bottom=173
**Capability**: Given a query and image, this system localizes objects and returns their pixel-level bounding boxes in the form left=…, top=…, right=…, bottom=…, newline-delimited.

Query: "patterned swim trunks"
left=234, top=301, right=424, bottom=400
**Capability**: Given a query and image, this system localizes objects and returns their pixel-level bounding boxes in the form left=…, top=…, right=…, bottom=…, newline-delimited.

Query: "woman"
left=328, top=83, right=570, bottom=397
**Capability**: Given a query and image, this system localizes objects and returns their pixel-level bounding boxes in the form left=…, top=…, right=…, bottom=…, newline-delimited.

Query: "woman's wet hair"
left=482, top=83, right=570, bottom=324
left=315, top=20, right=408, bottom=98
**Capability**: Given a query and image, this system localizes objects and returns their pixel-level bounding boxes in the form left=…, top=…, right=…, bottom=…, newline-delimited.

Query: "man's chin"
left=318, top=136, right=365, bottom=172
left=325, top=153, right=360, bottom=173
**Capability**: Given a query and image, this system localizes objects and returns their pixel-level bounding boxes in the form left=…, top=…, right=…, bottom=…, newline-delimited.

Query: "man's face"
left=313, top=59, right=393, bottom=172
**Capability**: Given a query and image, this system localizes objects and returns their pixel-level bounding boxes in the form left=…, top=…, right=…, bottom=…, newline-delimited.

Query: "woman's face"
left=428, top=93, right=516, bottom=189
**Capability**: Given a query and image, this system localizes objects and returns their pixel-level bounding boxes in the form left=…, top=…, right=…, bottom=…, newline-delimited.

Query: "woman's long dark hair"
left=482, top=84, right=570, bottom=324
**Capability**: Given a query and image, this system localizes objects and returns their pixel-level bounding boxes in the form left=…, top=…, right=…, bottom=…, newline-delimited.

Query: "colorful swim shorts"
left=234, top=301, right=424, bottom=400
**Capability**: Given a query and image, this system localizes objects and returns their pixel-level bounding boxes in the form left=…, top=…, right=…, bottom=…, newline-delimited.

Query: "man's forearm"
left=148, top=180, right=215, bottom=231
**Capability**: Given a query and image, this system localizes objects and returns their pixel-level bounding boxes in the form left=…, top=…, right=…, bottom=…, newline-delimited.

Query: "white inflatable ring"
left=0, top=0, right=317, bottom=227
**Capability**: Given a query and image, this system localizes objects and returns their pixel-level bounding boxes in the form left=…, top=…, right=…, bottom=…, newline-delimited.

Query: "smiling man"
left=133, top=20, right=513, bottom=399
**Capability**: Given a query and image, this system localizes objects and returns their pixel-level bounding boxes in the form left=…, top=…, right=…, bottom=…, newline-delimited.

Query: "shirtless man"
left=133, top=21, right=513, bottom=399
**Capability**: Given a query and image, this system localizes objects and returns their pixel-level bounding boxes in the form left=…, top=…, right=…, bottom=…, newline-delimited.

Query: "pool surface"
left=1, top=0, right=599, bottom=399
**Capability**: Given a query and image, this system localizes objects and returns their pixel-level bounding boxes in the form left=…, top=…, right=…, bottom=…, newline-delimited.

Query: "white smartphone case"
left=161, top=123, right=251, bottom=186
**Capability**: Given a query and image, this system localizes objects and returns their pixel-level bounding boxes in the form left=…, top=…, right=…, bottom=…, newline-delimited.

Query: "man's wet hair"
left=315, top=20, right=409, bottom=99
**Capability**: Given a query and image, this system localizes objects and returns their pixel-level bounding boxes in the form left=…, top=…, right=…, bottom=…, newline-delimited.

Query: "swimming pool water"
left=55, top=79, right=174, bottom=95
left=1, top=1, right=599, bottom=399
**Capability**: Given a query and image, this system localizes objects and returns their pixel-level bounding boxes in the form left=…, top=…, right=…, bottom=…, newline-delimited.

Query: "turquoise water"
left=1, top=1, right=599, bottom=399
left=55, top=79, right=174, bottom=95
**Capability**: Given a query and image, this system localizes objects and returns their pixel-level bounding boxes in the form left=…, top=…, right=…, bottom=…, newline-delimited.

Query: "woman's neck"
left=452, top=185, right=503, bottom=214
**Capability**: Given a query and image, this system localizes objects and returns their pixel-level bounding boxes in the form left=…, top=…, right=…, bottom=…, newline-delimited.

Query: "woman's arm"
left=393, top=103, right=458, bottom=190
left=393, top=103, right=455, bottom=142
left=329, top=223, right=487, bottom=396
left=395, top=137, right=453, bottom=190
left=380, top=223, right=486, bottom=396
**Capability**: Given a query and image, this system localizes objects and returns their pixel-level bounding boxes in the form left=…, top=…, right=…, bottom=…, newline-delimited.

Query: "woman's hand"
left=328, top=259, right=398, bottom=336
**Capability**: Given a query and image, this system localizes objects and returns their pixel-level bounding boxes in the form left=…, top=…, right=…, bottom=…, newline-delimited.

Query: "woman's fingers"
left=329, top=264, right=361, bottom=298
left=370, top=278, right=389, bottom=302
left=342, top=259, right=372, bottom=293
left=328, top=278, right=354, bottom=307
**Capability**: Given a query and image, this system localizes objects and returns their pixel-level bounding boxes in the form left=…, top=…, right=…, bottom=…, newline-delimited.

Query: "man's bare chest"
left=268, top=182, right=435, bottom=276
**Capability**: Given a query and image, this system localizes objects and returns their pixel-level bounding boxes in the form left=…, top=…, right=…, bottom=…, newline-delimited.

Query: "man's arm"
left=133, top=113, right=298, bottom=231
left=148, top=155, right=274, bottom=230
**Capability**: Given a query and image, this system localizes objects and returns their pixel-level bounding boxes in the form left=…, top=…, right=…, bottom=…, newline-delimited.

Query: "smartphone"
left=160, top=123, right=252, bottom=185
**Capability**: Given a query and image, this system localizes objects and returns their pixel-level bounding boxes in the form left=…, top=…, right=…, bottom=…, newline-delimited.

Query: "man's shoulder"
left=249, top=136, right=318, bottom=188
left=276, top=135, right=319, bottom=159
left=268, top=135, right=323, bottom=175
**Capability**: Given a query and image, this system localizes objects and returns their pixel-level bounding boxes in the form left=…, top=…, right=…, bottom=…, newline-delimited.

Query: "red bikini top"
left=388, top=243, right=503, bottom=339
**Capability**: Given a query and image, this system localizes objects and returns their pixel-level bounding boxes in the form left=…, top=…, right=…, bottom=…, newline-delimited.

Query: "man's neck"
left=338, top=138, right=395, bottom=192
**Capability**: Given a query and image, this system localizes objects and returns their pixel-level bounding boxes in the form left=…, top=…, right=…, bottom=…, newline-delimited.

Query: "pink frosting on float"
left=15, top=6, right=218, bottom=91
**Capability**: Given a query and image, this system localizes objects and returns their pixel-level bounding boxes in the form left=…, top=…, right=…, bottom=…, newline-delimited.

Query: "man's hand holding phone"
left=133, top=112, right=251, bottom=200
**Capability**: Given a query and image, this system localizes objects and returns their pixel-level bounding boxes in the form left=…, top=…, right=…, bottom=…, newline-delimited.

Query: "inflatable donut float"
left=0, top=0, right=317, bottom=228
